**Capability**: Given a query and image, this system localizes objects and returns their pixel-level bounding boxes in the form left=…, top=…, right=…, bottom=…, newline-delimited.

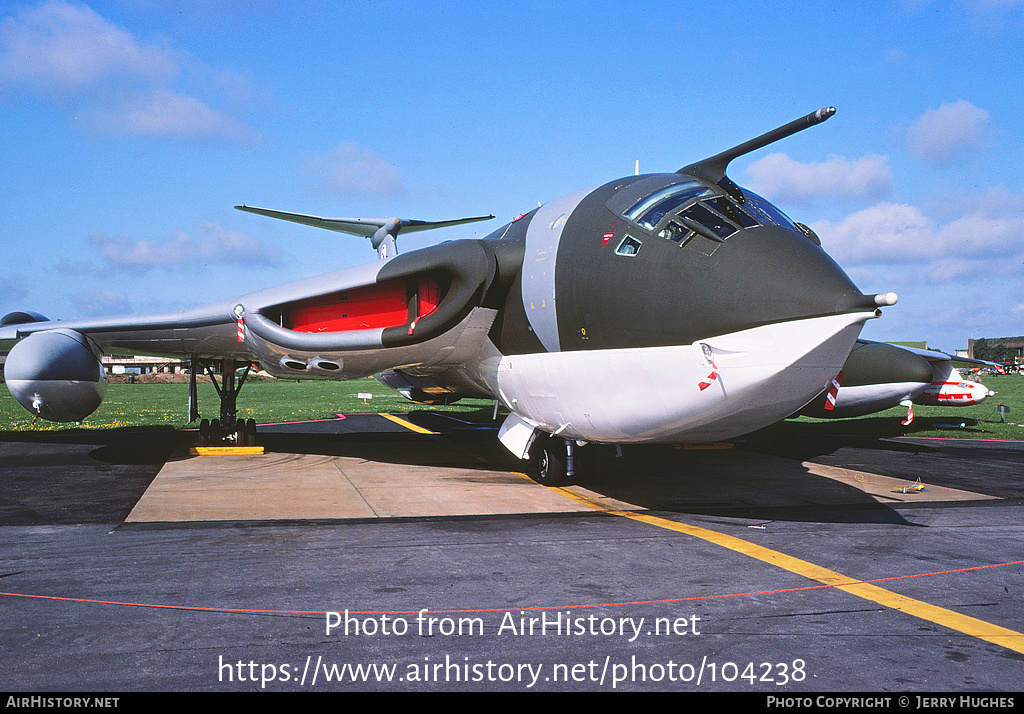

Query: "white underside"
left=487, top=311, right=875, bottom=446
left=833, top=382, right=929, bottom=416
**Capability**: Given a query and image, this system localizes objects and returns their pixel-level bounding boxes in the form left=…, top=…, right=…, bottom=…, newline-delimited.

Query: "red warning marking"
left=698, top=361, right=719, bottom=391
left=902, top=403, right=914, bottom=426
left=237, top=318, right=245, bottom=343
left=602, top=221, right=619, bottom=247
left=824, top=371, right=843, bottom=410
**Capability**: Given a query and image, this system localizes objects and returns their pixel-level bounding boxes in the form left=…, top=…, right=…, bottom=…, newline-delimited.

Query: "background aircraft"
left=2, top=108, right=896, bottom=484
left=798, top=340, right=996, bottom=423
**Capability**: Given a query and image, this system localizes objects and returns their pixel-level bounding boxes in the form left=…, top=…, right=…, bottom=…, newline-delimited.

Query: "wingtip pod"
left=874, top=292, right=898, bottom=307
left=4, top=328, right=107, bottom=423
left=1, top=311, right=50, bottom=327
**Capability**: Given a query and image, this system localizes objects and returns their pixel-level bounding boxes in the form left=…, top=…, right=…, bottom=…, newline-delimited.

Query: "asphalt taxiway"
left=1, top=413, right=1022, bottom=692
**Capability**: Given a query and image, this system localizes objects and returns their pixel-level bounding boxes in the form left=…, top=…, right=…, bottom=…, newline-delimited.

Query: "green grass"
left=1, top=374, right=1021, bottom=440
left=0, top=377, right=495, bottom=432
left=769, top=374, right=1024, bottom=441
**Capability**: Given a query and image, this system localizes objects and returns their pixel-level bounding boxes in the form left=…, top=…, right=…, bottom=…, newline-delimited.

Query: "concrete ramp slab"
left=125, top=451, right=636, bottom=522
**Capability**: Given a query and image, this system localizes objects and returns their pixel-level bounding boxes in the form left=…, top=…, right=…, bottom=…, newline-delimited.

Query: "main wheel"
left=239, top=418, right=257, bottom=446
left=527, top=435, right=570, bottom=486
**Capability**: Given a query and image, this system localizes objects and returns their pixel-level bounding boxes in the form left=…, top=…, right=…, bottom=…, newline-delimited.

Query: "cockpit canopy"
left=620, top=179, right=801, bottom=249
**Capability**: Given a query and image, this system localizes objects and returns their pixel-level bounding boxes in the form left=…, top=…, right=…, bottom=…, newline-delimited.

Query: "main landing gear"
left=525, top=434, right=624, bottom=486
left=190, top=356, right=260, bottom=447
left=526, top=434, right=576, bottom=487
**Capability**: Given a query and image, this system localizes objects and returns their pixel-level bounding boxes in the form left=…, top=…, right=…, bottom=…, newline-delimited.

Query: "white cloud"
left=819, top=188, right=1024, bottom=348
left=89, top=89, right=254, bottom=142
left=812, top=188, right=1024, bottom=278
left=0, top=0, right=175, bottom=94
left=908, top=100, right=990, bottom=167
left=303, top=141, right=406, bottom=197
left=744, top=153, right=892, bottom=206
left=88, top=223, right=281, bottom=272
left=0, top=0, right=255, bottom=142
left=813, top=203, right=935, bottom=265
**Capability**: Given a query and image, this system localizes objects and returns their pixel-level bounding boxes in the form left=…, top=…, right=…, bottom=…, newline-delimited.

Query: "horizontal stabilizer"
left=235, top=205, right=493, bottom=237
left=236, top=205, right=494, bottom=259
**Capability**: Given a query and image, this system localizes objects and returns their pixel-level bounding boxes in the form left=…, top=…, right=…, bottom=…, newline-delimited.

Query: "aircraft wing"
left=860, top=340, right=999, bottom=367
left=2, top=237, right=502, bottom=423
left=798, top=339, right=998, bottom=420
left=0, top=301, right=244, bottom=359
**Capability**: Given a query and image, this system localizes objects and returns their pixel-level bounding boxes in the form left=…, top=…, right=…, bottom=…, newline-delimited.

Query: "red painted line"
left=896, top=436, right=1023, bottom=443
left=3, top=560, right=1021, bottom=617
left=180, top=415, right=352, bottom=432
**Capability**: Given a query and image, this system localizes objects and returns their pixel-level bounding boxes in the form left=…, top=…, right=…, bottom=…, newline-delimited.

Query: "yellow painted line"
left=190, top=446, right=264, bottom=456
left=378, top=413, right=437, bottom=435
left=558, top=486, right=1024, bottom=655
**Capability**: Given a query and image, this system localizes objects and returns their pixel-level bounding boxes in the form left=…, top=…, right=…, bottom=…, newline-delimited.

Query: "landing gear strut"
left=190, top=356, right=259, bottom=447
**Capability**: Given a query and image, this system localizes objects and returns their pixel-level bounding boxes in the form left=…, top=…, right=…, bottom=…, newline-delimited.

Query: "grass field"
left=1, top=374, right=1021, bottom=440
left=0, top=377, right=495, bottom=432
left=771, top=374, right=1024, bottom=441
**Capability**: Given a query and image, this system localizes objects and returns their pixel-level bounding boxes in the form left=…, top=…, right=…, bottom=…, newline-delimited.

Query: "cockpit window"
left=624, top=181, right=710, bottom=229
left=614, top=235, right=642, bottom=256
left=677, top=202, right=738, bottom=240
left=740, top=190, right=796, bottom=230
left=715, top=196, right=760, bottom=229
left=635, top=187, right=711, bottom=231
left=658, top=220, right=689, bottom=243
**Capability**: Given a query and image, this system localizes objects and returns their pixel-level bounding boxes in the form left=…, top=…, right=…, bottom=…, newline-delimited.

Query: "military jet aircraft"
left=798, top=340, right=995, bottom=424
left=1, top=107, right=897, bottom=484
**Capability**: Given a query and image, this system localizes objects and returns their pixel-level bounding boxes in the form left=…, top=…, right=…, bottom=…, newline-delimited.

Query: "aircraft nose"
left=555, top=217, right=885, bottom=351
left=696, top=224, right=881, bottom=338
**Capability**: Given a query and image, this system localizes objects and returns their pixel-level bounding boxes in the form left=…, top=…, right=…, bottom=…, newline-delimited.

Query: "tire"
left=241, top=419, right=257, bottom=446
left=528, top=435, right=570, bottom=486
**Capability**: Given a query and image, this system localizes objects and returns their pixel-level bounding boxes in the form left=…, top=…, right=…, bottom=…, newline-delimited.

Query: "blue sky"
left=1, top=0, right=1022, bottom=353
